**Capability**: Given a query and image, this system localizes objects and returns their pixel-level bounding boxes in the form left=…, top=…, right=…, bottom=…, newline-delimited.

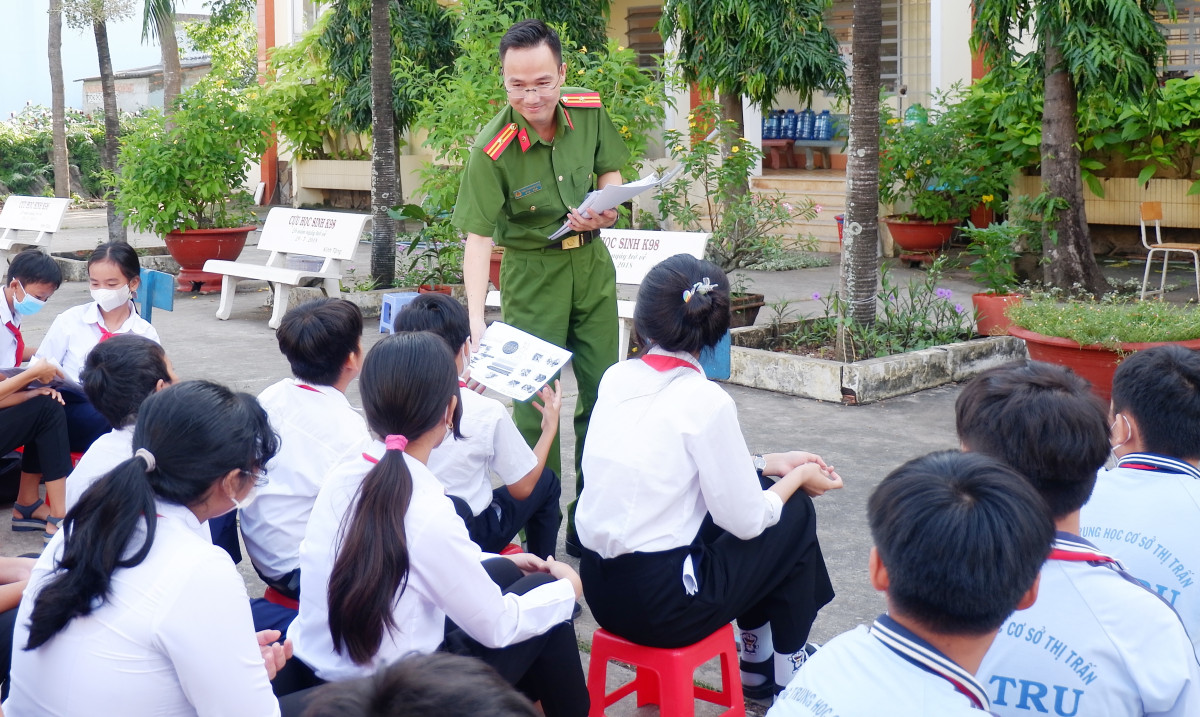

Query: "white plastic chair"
left=1139, top=201, right=1200, bottom=301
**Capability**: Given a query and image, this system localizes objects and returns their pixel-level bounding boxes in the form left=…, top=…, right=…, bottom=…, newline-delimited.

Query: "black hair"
left=634, top=254, right=730, bottom=354
left=868, top=450, right=1054, bottom=636
left=393, top=293, right=469, bottom=355
left=80, top=334, right=172, bottom=428
left=499, top=19, right=563, bottom=66
left=25, top=380, right=278, bottom=650
left=956, top=360, right=1110, bottom=519
left=88, top=241, right=141, bottom=283
left=302, top=653, right=540, bottom=717
left=328, top=332, right=463, bottom=665
left=276, top=298, right=364, bottom=386
left=1112, top=345, right=1200, bottom=460
left=7, top=248, right=63, bottom=288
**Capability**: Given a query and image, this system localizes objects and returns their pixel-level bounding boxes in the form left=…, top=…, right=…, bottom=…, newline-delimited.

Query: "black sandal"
left=739, top=655, right=778, bottom=701
left=12, top=498, right=45, bottom=531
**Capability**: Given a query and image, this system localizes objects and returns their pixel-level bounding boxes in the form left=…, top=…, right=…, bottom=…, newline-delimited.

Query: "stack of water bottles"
left=761, top=108, right=834, bottom=141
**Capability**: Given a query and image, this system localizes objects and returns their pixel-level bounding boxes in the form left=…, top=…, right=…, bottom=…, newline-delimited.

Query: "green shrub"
left=1008, top=298, right=1200, bottom=346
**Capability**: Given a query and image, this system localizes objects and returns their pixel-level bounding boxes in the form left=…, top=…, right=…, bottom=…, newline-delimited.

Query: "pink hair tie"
left=384, top=434, right=409, bottom=451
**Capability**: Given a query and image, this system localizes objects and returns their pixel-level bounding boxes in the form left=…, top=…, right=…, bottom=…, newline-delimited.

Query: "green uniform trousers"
left=499, top=237, right=618, bottom=539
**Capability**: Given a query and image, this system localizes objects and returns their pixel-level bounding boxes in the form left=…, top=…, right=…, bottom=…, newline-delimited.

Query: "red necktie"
left=5, top=321, right=22, bottom=367
left=98, top=325, right=116, bottom=342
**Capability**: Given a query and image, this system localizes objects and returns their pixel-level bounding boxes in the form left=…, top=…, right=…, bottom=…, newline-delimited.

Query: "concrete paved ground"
left=2, top=208, right=1195, bottom=714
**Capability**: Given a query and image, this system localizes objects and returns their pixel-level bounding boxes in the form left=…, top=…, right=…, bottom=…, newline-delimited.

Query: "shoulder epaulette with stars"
left=560, top=91, right=602, bottom=108
left=483, top=122, right=519, bottom=160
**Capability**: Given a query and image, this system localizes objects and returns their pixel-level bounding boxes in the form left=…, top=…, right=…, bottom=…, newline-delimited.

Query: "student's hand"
left=256, top=630, right=293, bottom=680
left=532, top=380, right=562, bottom=434
left=504, top=552, right=548, bottom=575
left=566, top=206, right=618, bottom=233
left=24, top=358, right=58, bottom=385
left=789, top=463, right=843, bottom=497
left=11, top=387, right=64, bottom=406
left=764, top=451, right=834, bottom=478
left=545, top=556, right=584, bottom=599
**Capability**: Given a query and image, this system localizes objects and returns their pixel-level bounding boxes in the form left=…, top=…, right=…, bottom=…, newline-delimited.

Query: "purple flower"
left=955, top=303, right=965, bottom=314
left=811, top=292, right=821, bottom=300
left=936, top=288, right=953, bottom=299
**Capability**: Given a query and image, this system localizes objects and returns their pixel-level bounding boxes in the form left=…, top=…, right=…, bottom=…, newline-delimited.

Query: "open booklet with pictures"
left=1, top=359, right=83, bottom=394
left=468, top=322, right=572, bottom=401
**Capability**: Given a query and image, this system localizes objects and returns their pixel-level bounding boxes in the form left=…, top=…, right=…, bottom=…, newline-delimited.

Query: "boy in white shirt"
left=394, top=293, right=562, bottom=558
left=1081, top=345, right=1200, bottom=653
left=960, top=360, right=1200, bottom=716
left=769, top=451, right=1053, bottom=717
left=240, top=298, right=370, bottom=618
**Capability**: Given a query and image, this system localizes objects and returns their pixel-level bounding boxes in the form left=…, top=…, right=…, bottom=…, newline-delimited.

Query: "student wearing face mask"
left=1, top=249, right=63, bottom=369
left=32, top=242, right=160, bottom=541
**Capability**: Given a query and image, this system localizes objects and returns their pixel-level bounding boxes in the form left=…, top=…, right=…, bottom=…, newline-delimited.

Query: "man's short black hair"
left=7, top=249, right=63, bottom=288
left=275, top=298, right=363, bottom=386
left=956, top=360, right=1110, bottom=519
left=500, top=19, right=563, bottom=66
left=1112, top=345, right=1200, bottom=460
left=869, top=450, right=1054, bottom=636
left=393, top=293, right=469, bottom=355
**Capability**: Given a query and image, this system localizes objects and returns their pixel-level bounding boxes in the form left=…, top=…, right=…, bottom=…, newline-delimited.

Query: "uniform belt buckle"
left=561, top=235, right=582, bottom=250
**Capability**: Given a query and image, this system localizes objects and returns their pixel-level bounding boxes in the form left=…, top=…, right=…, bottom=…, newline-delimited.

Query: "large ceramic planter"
left=163, top=226, right=254, bottom=294
left=490, top=247, right=504, bottom=291
left=1008, top=326, right=1200, bottom=400
left=730, top=292, right=766, bottom=329
left=881, top=215, right=959, bottom=254
left=971, top=293, right=1022, bottom=337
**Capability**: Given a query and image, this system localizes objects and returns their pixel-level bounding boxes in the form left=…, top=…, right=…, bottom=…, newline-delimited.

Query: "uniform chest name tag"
left=513, top=181, right=543, bottom=200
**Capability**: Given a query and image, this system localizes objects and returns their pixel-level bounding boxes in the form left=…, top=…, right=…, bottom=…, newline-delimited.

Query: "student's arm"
left=0, top=580, right=28, bottom=613
left=505, top=381, right=561, bottom=501
left=0, top=360, right=61, bottom=405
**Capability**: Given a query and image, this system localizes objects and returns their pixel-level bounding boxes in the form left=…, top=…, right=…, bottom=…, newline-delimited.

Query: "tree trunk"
left=49, top=0, right=70, bottom=199
left=838, top=0, right=882, bottom=356
left=1040, top=42, right=1106, bottom=296
left=159, top=13, right=182, bottom=126
left=94, top=19, right=127, bottom=243
left=369, top=0, right=397, bottom=285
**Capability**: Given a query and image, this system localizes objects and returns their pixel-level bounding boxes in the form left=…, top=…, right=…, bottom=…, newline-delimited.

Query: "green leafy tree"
left=972, top=0, right=1177, bottom=296
left=141, top=0, right=181, bottom=124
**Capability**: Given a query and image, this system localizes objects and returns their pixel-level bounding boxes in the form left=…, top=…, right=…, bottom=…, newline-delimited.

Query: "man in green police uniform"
left=452, top=19, right=629, bottom=556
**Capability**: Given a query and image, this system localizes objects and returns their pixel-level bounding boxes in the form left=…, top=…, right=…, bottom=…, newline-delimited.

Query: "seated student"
left=3, top=249, right=66, bottom=534
left=1081, top=345, right=1200, bottom=652
left=0, top=557, right=36, bottom=701
left=394, top=293, right=562, bottom=558
left=64, top=334, right=176, bottom=512
left=240, top=298, right=369, bottom=628
left=769, top=451, right=1054, bottom=716
left=282, top=332, right=587, bottom=717
left=576, top=254, right=842, bottom=699
left=960, top=361, right=1200, bottom=716
left=2, top=360, right=71, bottom=536
left=2, top=380, right=289, bottom=716
left=33, top=242, right=160, bottom=540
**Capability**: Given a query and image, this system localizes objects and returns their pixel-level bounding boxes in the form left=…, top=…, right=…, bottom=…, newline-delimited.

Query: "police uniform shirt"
left=34, top=300, right=160, bottom=381
left=3, top=501, right=279, bottom=717
left=576, top=348, right=783, bottom=559
left=979, top=532, right=1200, bottom=717
left=287, top=443, right=576, bottom=682
left=451, top=87, right=630, bottom=250
left=768, top=615, right=992, bottom=717
left=1080, top=453, right=1200, bottom=652
left=0, top=293, right=20, bottom=369
left=427, top=387, right=537, bottom=516
left=240, top=378, right=370, bottom=581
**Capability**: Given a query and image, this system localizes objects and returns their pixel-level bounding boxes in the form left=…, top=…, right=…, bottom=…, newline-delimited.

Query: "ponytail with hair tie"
left=384, top=434, right=409, bottom=451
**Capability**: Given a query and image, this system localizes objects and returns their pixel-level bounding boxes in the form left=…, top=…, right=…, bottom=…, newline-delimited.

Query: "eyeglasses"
left=242, top=469, right=269, bottom=488
left=503, top=77, right=562, bottom=99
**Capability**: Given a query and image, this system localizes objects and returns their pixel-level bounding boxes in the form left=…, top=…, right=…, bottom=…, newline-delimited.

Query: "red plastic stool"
left=587, top=624, right=746, bottom=717
left=499, top=543, right=524, bottom=555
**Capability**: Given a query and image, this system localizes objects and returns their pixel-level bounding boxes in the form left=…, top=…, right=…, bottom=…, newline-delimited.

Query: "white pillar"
left=929, top=0, right=972, bottom=99
left=743, top=97, right=762, bottom=178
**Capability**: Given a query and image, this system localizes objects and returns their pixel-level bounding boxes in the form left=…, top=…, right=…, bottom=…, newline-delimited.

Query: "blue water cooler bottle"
left=799, top=108, right=816, bottom=140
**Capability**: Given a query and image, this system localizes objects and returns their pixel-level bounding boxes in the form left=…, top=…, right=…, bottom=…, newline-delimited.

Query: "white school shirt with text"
left=34, top=300, right=159, bottom=381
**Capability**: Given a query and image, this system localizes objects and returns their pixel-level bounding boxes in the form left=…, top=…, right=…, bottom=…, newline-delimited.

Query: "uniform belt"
left=549, top=229, right=598, bottom=250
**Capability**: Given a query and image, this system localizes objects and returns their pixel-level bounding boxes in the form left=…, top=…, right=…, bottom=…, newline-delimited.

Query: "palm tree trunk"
left=49, top=0, right=70, bottom=198
left=1041, top=41, right=1106, bottom=296
left=159, top=13, right=181, bottom=126
left=369, top=0, right=397, bottom=285
left=94, top=19, right=127, bottom=243
left=839, top=0, right=882, bottom=350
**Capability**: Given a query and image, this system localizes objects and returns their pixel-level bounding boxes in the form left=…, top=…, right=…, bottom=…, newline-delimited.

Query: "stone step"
left=752, top=174, right=848, bottom=194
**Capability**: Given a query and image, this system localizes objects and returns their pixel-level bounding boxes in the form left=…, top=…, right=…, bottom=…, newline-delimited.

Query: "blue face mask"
left=12, top=282, right=45, bottom=316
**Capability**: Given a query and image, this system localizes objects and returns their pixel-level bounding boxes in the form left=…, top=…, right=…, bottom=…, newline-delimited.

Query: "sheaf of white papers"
left=468, top=322, right=573, bottom=401
left=548, top=163, right=687, bottom=241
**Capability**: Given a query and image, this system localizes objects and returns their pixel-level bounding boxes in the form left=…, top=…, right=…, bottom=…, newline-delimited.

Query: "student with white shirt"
left=32, top=242, right=160, bottom=540
left=1081, top=345, right=1200, bottom=653
left=394, top=293, right=563, bottom=558
left=960, top=361, right=1200, bottom=716
left=280, top=332, right=587, bottom=717
left=576, top=254, right=842, bottom=699
left=770, top=451, right=1054, bottom=717
left=64, top=334, right=176, bottom=512
left=3, top=380, right=290, bottom=717
left=240, top=299, right=370, bottom=629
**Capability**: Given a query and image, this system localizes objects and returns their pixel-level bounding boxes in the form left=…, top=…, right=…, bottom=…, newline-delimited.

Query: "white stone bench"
left=204, top=207, right=370, bottom=329
left=486, top=229, right=710, bottom=360
left=0, top=196, right=71, bottom=267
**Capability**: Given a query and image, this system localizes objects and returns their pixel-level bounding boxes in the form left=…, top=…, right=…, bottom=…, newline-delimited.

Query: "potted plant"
left=1007, top=298, right=1200, bottom=399
left=388, top=203, right=465, bottom=294
left=878, top=93, right=1011, bottom=255
left=113, top=77, right=270, bottom=293
left=961, top=221, right=1024, bottom=336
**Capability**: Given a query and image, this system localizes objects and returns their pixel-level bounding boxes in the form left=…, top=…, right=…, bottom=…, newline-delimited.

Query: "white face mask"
left=91, top=284, right=131, bottom=312
left=231, top=484, right=258, bottom=511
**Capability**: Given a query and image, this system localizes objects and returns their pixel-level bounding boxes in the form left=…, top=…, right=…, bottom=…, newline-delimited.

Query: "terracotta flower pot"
left=881, top=215, right=959, bottom=253
left=163, top=226, right=254, bottom=294
left=419, top=284, right=454, bottom=295
left=971, top=293, right=1022, bottom=336
left=489, top=247, right=504, bottom=291
left=730, top=292, right=766, bottom=329
left=1008, top=326, right=1200, bottom=400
